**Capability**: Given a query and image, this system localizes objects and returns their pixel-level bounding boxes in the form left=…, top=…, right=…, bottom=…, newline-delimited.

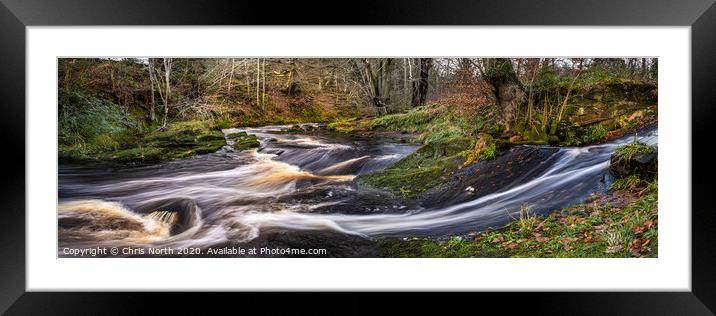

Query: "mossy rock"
left=194, top=140, right=227, bottom=154
left=233, top=134, right=260, bottom=151
left=111, top=147, right=166, bottom=162
left=610, top=142, right=657, bottom=180
left=284, top=125, right=306, bottom=133
left=419, top=137, right=474, bottom=159
left=172, top=149, right=197, bottom=159
left=360, top=136, right=473, bottom=197
left=197, top=131, right=225, bottom=141
left=226, top=131, right=248, bottom=140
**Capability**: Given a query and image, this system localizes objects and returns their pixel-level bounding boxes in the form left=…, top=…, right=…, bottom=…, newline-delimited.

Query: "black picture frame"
left=1, top=0, right=714, bottom=314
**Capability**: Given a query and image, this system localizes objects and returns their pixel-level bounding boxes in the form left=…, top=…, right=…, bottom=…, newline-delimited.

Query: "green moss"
left=110, top=147, right=166, bottom=162
left=194, top=140, right=227, bottom=154
left=360, top=137, right=473, bottom=197
left=226, top=131, right=248, bottom=140
left=326, top=118, right=361, bottom=133
left=232, top=134, right=260, bottom=151
left=91, top=121, right=229, bottom=163
left=196, top=131, right=225, bottom=141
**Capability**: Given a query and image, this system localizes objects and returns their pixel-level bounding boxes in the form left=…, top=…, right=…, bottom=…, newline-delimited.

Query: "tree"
left=482, top=58, right=524, bottom=132
left=149, top=58, right=172, bottom=128
left=411, top=58, right=432, bottom=107
left=357, top=58, right=394, bottom=113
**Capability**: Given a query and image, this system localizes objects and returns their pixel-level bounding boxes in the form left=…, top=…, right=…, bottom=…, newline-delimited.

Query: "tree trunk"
left=162, top=58, right=172, bottom=128
left=361, top=58, right=393, bottom=112
left=148, top=61, right=156, bottom=122
left=411, top=58, right=432, bottom=107
left=483, top=58, right=525, bottom=132
left=256, top=58, right=260, bottom=109
left=261, top=58, right=266, bottom=106
left=227, top=58, right=235, bottom=94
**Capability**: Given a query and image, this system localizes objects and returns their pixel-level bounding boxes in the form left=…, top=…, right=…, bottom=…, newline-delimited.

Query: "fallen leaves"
left=629, top=238, right=653, bottom=257
left=533, top=232, right=550, bottom=243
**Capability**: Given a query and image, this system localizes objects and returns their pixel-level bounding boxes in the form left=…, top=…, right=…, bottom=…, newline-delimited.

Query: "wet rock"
left=609, top=150, right=657, bottom=180
left=420, top=146, right=561, bottom=208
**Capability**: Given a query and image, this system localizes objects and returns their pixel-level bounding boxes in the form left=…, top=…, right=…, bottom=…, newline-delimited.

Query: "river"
left=58, top=124, right=657, bottom=257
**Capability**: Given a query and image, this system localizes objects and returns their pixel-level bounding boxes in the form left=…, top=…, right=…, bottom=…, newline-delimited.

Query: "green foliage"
left=479, top=143, right=497, bottom=160
left=58, top=88, right=140, bottom=156
left=561, top=124, right=609, bottom=146
left=463, top=137, right=497, bottom=165
left=581, top=124, right=608, bottom=143
left=484, top=59, right=517, bottom=80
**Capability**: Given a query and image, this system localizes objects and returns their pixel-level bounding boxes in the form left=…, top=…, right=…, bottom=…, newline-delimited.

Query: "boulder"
left=610, top=150, right=657, bottom=180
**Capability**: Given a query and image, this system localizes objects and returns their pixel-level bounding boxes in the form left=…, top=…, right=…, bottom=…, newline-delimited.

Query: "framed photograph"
left=2, top=0, right=715, bottom=313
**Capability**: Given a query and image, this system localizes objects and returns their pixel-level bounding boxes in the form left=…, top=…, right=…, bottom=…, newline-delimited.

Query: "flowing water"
left=58, top=124, right=657, bottom=256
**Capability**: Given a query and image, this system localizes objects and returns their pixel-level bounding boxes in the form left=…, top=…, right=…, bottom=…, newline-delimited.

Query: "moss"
left=232, top=134, right=260, bottom=151
left=359, top=137, right=473, bottom=197
left=110, top=147, right=166, bottom=162
left=194, top=140, right=227, bottom=154
left=196, top=130, right=225, bottom=141
left=226, top=131, right=248, bottom=140
left=326, top=118, right=361, bottom=133
left=95, top=121, right=228, bottom=163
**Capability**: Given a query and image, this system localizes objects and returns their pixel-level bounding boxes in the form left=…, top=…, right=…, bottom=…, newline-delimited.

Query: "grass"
left=610, top=175, right=641, bottom=191
left=379, top=178, right=658, bottom=258
left=367, top=105, right=438, bottom=133
left=613, top=140, right=655, bottom=164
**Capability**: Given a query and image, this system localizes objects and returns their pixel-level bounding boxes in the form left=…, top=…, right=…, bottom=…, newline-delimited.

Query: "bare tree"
left=411, top=58, right=433, bottom=107
left=357, top=58, right=394, bottom=113
left=148, top=58, right=172, bottom=128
